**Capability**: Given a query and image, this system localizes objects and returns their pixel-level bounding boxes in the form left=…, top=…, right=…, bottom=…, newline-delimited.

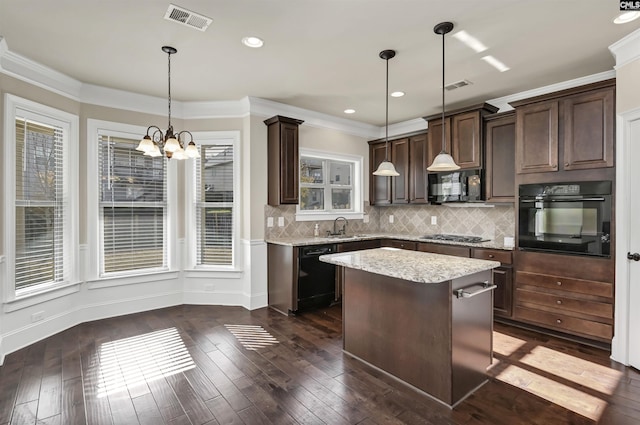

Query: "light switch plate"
left=363, top=214, right=369, bottom=223
left=431, top=216, right=437, bottom=225
left=267, top=217, right=274, bottom=227
left=278, top=217, right=285, bottom=227
left=389, top=215, right=394, bottom=224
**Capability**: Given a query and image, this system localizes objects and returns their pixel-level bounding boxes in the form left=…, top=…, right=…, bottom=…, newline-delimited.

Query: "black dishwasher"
left=297, top=244, right=336, bottom=312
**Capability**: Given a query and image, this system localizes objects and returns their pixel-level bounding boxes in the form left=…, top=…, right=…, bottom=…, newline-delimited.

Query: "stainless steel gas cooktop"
left=420, top=234, right=490, bottom=243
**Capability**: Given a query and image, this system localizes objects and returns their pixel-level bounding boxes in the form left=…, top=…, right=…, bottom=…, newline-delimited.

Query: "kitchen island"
left=320, top=247, right=500, bottom=407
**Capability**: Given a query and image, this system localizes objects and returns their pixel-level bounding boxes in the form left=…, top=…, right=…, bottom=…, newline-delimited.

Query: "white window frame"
left=86, top=119, right=178, bottom=285
left=185, top=131, right=241, bottom=273
left=296, top=148, right=363, bottom=221
left=3, top=94, right=79, bottom=302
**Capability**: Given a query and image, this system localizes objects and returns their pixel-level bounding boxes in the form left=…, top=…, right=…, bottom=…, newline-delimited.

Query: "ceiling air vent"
left=444, top=79, right=472, bottom=91
left=164, top=4, right=212, bottom=32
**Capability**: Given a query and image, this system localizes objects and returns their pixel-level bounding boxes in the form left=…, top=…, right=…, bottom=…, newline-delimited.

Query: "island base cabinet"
left=342, top=268, right=493, bottom=407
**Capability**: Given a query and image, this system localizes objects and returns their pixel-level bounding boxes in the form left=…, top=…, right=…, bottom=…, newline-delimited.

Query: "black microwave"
left=428, top=170, right=483, bottom=203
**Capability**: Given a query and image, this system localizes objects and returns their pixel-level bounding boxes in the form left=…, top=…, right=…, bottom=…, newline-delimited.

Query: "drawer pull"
left=556, top=300, right=562, bottom=305
left=488, top=254, right=494, bottom=258
left=556, top=319, right=562, bottom=324
left=557, top=281, right=562, bottom=286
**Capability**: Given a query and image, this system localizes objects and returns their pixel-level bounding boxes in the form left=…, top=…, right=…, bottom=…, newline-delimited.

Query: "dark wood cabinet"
left=484, top=113, right=516, bottom=203
left=409, top=133, right=429, bottom=204
left=511, top=79, right=615, bottom=175
left=472, top=248, right=513, bottom=318
left=390, top=138, right=410, bottom=204
left=370, top=142, right=392, bottom=205
left=381, top=239, right=417, bottom=250
left=418, top=242, right=470, bottom=257
left=264, top=115, right=304, bottom=206
left=513, top=250, right=614, bottom=342
left=425, top=103, right=498, bottom=170
left=335, top=239, right=381, bottom=301
left=563, top=86, right=615, bottom=170
left=369, top=132, right=428, bottom=206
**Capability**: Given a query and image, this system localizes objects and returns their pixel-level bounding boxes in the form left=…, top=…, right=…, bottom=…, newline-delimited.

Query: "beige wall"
left=616, top=59, right=640, bottom=114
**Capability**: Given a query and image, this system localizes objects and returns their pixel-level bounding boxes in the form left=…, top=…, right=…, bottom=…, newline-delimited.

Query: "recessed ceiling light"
left=242, top=36, right=264, bottom=48
left=344, top=109, right=356, bottom=114
left=390, top=91, right=405, bottom=97
left=614, top=11, right=640, bottom=24
left=481, top=55, right=510, bottom=72
left=452, top=30, right=487, bottom=53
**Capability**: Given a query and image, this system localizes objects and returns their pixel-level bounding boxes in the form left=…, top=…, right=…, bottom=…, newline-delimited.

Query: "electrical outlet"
left=431, top=216, right=437, bottom=225
left=389, top=215, right=394, bottom=224
left=267, top=217, right=274, bottom=227
left=363, top=214, right=369, bottom=224
left=278, top=217, right=285, bottom=227
left=31, top=311, right=44, bottom=322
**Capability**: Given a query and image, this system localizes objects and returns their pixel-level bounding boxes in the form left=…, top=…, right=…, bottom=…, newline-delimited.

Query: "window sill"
left=295, top=212, right=364, bottom=222
left=87, top=270, right=180, bottom=289
left=183, top=268, right=243, bottom=279
left=4, top=281, right=81, bottom=312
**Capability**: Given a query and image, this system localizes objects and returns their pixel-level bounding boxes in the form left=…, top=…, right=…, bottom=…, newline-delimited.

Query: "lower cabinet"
left=335, top=239, right=381, bottom=301
left=513, top=251, right=614, bottom=343
left=471, top=248, right=513, bottom=318
left=381, top=239, right=417, bottom=250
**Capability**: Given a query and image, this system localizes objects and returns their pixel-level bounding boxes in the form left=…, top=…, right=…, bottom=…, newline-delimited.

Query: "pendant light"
left=427, top=22, right=460, bottom=172
left=373, top=49, right=400, bottom=176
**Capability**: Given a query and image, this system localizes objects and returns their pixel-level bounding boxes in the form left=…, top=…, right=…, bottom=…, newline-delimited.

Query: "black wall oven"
left=518, top=181, right=612, bottom=257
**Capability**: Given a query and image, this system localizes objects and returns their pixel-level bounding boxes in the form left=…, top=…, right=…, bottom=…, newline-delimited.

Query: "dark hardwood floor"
left=1, top=304, right=639, bottom=425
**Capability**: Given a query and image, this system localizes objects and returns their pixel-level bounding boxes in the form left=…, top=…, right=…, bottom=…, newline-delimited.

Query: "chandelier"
left=136, top=46, right=199, bottom=159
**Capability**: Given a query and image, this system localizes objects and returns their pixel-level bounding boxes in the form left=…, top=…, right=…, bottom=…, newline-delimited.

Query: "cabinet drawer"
left=516, top=271, right=613, bottom=299
left=516, top=288, right=613, bottom=321
left=381, top=240, right=417, bottom=250
left=472, top=249, right=512, bottom=264
left=515, top=306, right=612, bottom=341
left=417, top=243, right=470, bottom=257
left=338, top=240, right=381, bottom=252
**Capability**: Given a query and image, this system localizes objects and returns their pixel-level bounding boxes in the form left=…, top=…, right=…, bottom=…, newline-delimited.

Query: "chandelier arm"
left=176, top=130, right=194, bottom=143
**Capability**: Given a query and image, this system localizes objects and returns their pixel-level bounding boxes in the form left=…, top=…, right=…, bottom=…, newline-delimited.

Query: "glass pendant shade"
left=136, top=136, right=155, bottom=153
left=144, top=144, right=162, bottom=157
left=185, top=141, right=201, bottom=158
left=373, top=159, right=400, bottom=176
left=427, top=152, right=460, bottom=172
left=163, top=137, right=181, bottom=152
left=172, top=148, right=187, bottom=160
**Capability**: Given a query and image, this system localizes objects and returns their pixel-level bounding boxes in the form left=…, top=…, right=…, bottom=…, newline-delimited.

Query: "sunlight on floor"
left=492, top=330, right=527, bottom=356
left=493, top=331, right=624, bottom=422
left=224, top=324, right=280, bottom=350
left=97, top=327, right=195, bottom=398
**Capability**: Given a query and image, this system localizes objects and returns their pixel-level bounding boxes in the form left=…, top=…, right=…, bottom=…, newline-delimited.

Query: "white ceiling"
left=1, top=0, right=639, bottom=126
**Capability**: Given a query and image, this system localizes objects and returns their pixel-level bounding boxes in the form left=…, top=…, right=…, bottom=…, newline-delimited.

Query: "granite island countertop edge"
left=319, top=247, right=501, bottom=284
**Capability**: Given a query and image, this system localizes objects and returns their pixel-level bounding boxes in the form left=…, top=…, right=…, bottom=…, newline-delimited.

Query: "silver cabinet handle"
left=454, top=282, right=497, bottom=299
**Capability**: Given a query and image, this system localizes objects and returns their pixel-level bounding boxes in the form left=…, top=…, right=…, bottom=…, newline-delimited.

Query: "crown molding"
left=485, top=70, right=616, bottom=112
left=247, top=97, right=379, bottom=139
left=609, top=27, right=640, bottom=68
left=386, top=118, right=428, bottom=138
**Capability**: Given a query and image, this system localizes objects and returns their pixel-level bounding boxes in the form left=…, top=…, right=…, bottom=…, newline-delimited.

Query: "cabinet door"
left=279, top=122, right=300, bottom=204
left=426, top=117, right=451, bottom=168
left=492, top=267, right=513, bottom=318
left=391, top=138, right=410, bottom=204
left=563, top=87, right=614, bottom=170
left=515, top=101, right=559, bottom=174
left=409, top=133, right=429, bottom=204
left=452, top=111, right=482, bottom=169
left=370, top=142, right=391, bottom=205
left=485, top=115, right=516, bottom=202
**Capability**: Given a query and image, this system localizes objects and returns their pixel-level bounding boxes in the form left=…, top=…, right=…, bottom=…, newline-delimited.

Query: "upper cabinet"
left=484, top=112, right=516, bottom=203
left=264, top=115, right=304, bottom=206
left=511, top=79, right=615, bottom=175
left=369, top=132, right=428, bottom=206
left=424, top=103, right=499, bottom=170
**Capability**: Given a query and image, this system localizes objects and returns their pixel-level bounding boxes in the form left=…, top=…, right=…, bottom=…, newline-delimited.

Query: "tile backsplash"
left=265, top=203, right=515, bottom=244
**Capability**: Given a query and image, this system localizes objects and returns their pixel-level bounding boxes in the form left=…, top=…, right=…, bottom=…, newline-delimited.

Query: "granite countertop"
left=265, top=232, right=513, bottom=250
left=319, top=247, right=501, bottom=283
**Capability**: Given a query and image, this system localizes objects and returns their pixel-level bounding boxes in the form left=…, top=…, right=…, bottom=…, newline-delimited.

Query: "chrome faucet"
left=333, top=216, right=348, bottom=235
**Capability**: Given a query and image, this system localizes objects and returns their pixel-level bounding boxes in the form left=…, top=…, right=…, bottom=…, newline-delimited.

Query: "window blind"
left=14, top=118, right=65, bottom=290
left=98, top=135, right=167, bottom=274
left=195, top=144, right=234, bottom=266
